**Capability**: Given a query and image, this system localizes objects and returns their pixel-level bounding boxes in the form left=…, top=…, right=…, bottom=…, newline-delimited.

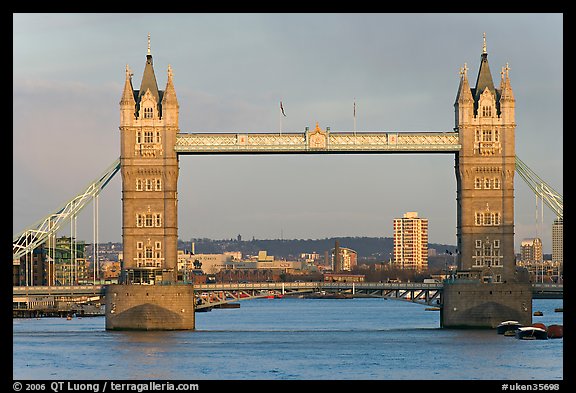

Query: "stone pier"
left=440, top=282, right=532, bottom=328
left=105, top=284, right=195, bottom=330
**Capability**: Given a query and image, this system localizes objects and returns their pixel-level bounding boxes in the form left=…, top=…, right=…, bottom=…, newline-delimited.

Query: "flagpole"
left=280, top=100, right=286, bottom=136
left=353, top=98, right=357, bottom=143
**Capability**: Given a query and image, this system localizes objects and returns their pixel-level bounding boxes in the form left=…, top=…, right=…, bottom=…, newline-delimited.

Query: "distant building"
left=331, top=245, right=357, bottom=272
left=15, top=243, right=48, bottom=286
left=54, top=237, right=87, bottom=285
left=324, top=273, right=365, bottom=282
left=101, top=261, right=121, bottom=280
left=520, top=238, right=543, bottom=263
left=16, top=236, right=88, bottom=286
left=177, top=251, right=233, bottom=275
left=393, top=212, right=428, bottom=271
left=552, top=217, right=563, bottom=265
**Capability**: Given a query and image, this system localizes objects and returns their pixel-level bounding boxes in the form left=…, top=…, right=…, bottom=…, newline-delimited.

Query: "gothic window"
left=144, top=107, right=153, bottom=119
left=136, top=177, right=162, bottom=191
left=494, top=240, right=500, bottom=248
left=475, top=211, right=501, bottom=226
left=145, top=214, right=153, bottom=227
left=136, top=131, right=141, bottom=144
left=144, top=131, right=154, bottom=143
left=484, top=178, right=492, bottom=189
left=156, top=132, right=161, bottom=143
left=137, top=242, right=143, bottom=250
left=482, top=130, right=492, bottom=141
left=483, top=243, right=492, bottom=256
left=145, top=246, right=153, bottom=259
left=475, top=177, right=482, bottom=189
left=476, top=240, right=482, bottom=248
left=136, top=214, right=143, bottom=227
left=155, top=214, right=161, bottom=227
left=155, top=241, right=161, bottom=249
left=475, top=213, right=483, bottom=226
left=493, top=177, right=501, bottom=189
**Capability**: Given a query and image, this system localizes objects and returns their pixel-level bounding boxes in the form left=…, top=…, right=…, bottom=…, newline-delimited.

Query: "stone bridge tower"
left=118, top=35, right=180, bottom=284
left=443, top=34, right=532, bottom=328
left=454, top=34, right=518, bottom=284
left=106, top=36, right=194, bottom=331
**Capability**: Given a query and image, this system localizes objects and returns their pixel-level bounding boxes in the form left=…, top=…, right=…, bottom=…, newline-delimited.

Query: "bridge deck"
left=13, top=282, right=561, bottom=310
left=174, top=131, right=460, bottom=154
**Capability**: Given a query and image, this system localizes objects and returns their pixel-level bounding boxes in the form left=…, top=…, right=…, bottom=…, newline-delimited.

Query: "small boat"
left=213, top=303, right=240, bottom=309
left=533, top=310, right=543, bottom=316
left=554, top=308, right=563, bottom=313
left=515, top=326, right=548, bottom=340
left=547, top=324, right=563, bottom=339
left=425, top=306, right=440, bottom=311
left=66, top=315, right=73, bottom=320
left=497, top=320, right=523, bottom=334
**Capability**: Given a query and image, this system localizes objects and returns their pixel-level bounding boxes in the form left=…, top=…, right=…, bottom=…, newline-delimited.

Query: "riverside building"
left=393, top=212, right=429, bottom=271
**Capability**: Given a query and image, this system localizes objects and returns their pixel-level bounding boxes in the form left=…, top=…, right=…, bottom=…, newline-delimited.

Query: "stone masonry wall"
left=441, top=282, right=532, bottom=328
left=105, top=284, right=195, bottom=330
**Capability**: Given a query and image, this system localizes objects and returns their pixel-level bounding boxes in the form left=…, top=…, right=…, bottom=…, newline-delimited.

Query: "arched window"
left=144, top=107, right=153, bottom=119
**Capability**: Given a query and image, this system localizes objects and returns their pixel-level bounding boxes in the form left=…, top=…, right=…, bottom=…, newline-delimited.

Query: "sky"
left=13, top=13, right=563, bottom=253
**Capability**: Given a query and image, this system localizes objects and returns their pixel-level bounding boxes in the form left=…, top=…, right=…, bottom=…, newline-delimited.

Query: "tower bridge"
left=13, top=35, right=563, bottom=330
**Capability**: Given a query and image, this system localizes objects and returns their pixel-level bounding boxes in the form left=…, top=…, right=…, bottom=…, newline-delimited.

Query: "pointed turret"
left=120, top=64, right=136, bottom=126
left=454, top=63, right=474, bottom=127
left=161, top=64, right=179, bottom=126
left=499, top=63, right=515, bottom=125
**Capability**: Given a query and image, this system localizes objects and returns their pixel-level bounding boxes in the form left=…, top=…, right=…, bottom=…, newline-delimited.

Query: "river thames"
left=13, top=297, right=563, bottom=382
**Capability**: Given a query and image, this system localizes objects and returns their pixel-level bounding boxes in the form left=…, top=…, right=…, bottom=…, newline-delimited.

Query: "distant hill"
left=181, top=237, right=456, bottom=262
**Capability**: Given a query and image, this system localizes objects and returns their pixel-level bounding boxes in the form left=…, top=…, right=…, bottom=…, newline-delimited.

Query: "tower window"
left=144, top=131, right=154, bottom=143
left=475, top=177, right=482, bottom=189
left=144, top=107, right=153, bottom=119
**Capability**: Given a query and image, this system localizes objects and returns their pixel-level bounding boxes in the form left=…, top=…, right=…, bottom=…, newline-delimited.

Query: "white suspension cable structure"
left=12, top=158, right=120, bottom=260
left=515, top=156, right=563, bottom=219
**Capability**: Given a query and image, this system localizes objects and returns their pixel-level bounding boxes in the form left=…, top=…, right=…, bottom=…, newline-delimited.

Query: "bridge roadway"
left=13, top=282, right=562, bottom=310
